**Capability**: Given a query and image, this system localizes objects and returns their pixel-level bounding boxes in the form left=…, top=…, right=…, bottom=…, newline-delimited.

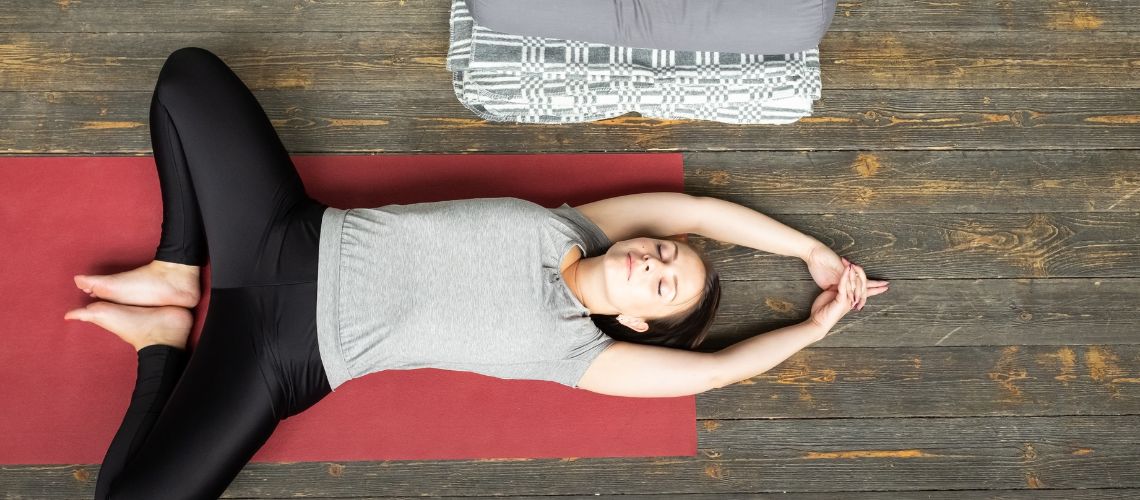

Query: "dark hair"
left=590, top=248, right=721, bottom=350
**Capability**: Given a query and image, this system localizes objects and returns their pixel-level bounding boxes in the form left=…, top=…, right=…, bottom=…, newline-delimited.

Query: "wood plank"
left=7, top=416, right=1134, bottom=496
left=834, top=0, right=1137, bottom=32
left=818, top=32, right=1139, bottom=89
left=307, top=494, right=1138, bottom=500
left=671, top=416, right=1140, bottom=493
left=3, top=470, right=1136, bottom=500
left=706, top=279, right=1139, bottom=348
left=324, top=492, right=1140, bottom=500
left=685, top=150, right=1140, bottom=214
left=698, top=345, right=1140, bottom=418
left=694, top=212, right=1140, bottom=281
left=1, top=32, right=1136, bottom=91
left=2, top=90, right=1137, bottom=153
left=0, top=32, right=449, bottom=92
left=1, top=0, right=1136, bottom=32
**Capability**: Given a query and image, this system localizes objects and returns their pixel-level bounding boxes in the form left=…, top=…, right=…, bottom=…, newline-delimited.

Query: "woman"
left=65, top=48, right=887, bottom=500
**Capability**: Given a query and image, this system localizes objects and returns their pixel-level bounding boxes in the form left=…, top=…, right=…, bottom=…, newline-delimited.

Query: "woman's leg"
left=88, top=47, right=332, bottom=498
left=75, top=46, right=322, bottom=304
left=92, top=344, right=187, bottom=499
left=92, top=283, right=330, bottom=499
left=149, top=46, right=324, bottom=288
left=95, top=289, right=285, bottom=500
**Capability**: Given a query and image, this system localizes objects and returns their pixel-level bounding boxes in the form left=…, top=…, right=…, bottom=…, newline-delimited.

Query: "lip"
left=626, top=253, right=632, bottom=281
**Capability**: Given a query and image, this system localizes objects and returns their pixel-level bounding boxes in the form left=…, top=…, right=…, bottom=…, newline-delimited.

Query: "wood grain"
left=3, top=90, right=1138, bottom=153
left=707, top=279, right=1140, bottom=348
left=1, top=32, right=1136, bottom=91
left=1, top=0, right=1135, bottom=33
left=694, top=212, right=1140, bottom=281
left=698, top=345, right=1140, bottom=418
left=5, top=416, right=1134, bottom=497
left=685, top=150, right=1140, bottom=214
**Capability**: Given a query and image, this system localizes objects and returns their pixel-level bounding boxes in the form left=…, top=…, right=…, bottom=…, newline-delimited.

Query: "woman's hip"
left=202, top=280, right=330, bottom=420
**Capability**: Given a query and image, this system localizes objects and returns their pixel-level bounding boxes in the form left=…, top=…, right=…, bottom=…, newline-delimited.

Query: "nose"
left=641, top=253, right=663, bottom=274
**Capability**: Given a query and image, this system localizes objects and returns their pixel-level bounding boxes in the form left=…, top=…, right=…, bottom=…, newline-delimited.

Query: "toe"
left=74, top=275, right=94, bottom=293
left=64, top=307, right=89, bottom=322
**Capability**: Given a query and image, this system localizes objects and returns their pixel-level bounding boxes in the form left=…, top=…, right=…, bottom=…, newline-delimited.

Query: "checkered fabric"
left=446, top=0, right=822, bottom=124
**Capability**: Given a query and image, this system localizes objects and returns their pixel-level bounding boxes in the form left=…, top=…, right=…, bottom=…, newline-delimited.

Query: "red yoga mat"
left=0, top=153, right=695, bottom=465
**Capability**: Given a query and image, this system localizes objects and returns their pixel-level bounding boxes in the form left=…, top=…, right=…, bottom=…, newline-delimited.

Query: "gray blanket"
left=446, top=0, right=822, bottom=124
left=469, top=0, right=837, bottom=55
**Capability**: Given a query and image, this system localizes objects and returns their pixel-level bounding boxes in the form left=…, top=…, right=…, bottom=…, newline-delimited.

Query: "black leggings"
left=94, top=47, right=332, bottom=499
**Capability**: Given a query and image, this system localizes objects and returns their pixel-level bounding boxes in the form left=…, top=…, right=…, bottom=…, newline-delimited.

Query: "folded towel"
left=446, top=0, right=821, bottom=124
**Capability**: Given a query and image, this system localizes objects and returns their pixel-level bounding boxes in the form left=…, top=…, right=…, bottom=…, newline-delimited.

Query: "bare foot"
left=74, top=260, right=201, bottom=308
left=64, top=301, right=192, bottom=351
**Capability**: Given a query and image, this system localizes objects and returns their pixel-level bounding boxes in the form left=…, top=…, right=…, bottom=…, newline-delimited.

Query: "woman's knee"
left=160, top=47, right=223, bottom=76
left=153, top=47, right=231, bottom=102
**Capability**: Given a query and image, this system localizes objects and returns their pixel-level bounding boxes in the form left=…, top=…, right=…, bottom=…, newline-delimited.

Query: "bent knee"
left=164, top=47, right=221, bottom=69
left=154, top=47, right=231, bottom=100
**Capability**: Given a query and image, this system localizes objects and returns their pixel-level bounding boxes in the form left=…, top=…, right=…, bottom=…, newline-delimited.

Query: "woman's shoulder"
left=547, top=204, right=612, bottom=254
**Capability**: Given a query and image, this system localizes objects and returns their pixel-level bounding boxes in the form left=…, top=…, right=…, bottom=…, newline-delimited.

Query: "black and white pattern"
left=446, top=0, right=822, bottom=124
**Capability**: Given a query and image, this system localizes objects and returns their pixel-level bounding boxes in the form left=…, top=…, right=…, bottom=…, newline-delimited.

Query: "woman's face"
left=601, top=237, right=707, bottom=320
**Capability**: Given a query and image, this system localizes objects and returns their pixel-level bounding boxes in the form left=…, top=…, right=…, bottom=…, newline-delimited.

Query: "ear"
left=617, top=314, right=649, bottom=333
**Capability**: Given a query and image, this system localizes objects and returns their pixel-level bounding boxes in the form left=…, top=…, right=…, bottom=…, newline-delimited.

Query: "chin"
left=601, top=249, right=617, bottom=285
left=601, top=248, right=626, bottom=297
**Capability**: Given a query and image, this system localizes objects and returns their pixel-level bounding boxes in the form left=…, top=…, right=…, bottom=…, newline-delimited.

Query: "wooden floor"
left=3, top=0, right=1139, bottom=498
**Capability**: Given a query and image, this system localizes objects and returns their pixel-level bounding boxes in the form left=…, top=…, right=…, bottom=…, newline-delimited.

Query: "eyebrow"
left=670, top=241, right=679, bottom=304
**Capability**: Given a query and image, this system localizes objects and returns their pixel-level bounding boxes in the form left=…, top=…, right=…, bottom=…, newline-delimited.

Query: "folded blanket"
left=446, top=0, right=822, bottom=124
left=468, top=0, right=838, bottom=55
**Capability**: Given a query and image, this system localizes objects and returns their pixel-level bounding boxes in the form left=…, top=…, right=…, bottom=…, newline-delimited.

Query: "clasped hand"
left=804, top=245, right=890, bottom=334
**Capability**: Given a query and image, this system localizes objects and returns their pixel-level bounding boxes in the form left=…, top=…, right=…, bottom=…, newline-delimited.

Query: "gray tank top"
left=316, top=198, right=616, bottom=390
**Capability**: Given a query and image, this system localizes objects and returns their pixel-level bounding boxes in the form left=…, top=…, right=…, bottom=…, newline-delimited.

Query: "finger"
left=856, top=266, right=868, bottom=311
left=846, top=267, right=854, bottom=308
left=836, top=266, right=851, bottom=305
left=843, top=267, right=855, bottom=309
left=866, top=287, right=889, bottom=297
left=849, top=266, right=858, bottom=308
left=867, top=280, right=890, bottom=288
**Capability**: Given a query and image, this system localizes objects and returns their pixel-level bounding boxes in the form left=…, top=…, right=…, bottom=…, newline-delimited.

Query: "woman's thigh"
left=104, top=284, right=330, bottom=499
left=150, top=47, right=324, bottom=288
left=103, top=289, right=280, bottom=499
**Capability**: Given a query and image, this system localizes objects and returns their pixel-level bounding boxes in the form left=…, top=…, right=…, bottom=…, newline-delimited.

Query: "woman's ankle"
left=151, top=259, right=201, bottom=275
left=137, top=342, right=187, bottom=354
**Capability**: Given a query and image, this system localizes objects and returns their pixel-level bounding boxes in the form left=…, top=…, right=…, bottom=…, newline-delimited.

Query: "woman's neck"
left=561, top=251, right=617, bottom=315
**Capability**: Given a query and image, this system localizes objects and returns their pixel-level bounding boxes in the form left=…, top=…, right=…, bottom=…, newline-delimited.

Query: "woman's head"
left=588, top=237, right=721, bottom=349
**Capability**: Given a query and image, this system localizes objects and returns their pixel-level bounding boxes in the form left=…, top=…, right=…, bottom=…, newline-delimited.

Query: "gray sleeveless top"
left=316, top=198, right=616, bottom=390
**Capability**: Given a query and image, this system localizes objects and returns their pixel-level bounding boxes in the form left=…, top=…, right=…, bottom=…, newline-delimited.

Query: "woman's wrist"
left=803, top=318, right=830, bottom=342
left=800, top=240, right=825, bottom=262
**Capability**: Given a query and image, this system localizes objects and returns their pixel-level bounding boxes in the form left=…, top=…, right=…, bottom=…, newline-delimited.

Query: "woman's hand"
left=806, top=245, right=887, bottom=311
left=809, top=262, right=889, bottom=335
left=805, top=244, right=847, bottom=290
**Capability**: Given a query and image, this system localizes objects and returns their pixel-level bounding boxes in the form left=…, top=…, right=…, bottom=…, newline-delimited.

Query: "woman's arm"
left=576, top=262, right=886, bottom=397
left=576, top=325, right=821, bottom=398
left=576, top=341, right=723, bottom=397
left=578, top=193, right=864, bottom=304
left=714, top=263, right=883, bottom=389
left=577, top=193, right=823, bottom=259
